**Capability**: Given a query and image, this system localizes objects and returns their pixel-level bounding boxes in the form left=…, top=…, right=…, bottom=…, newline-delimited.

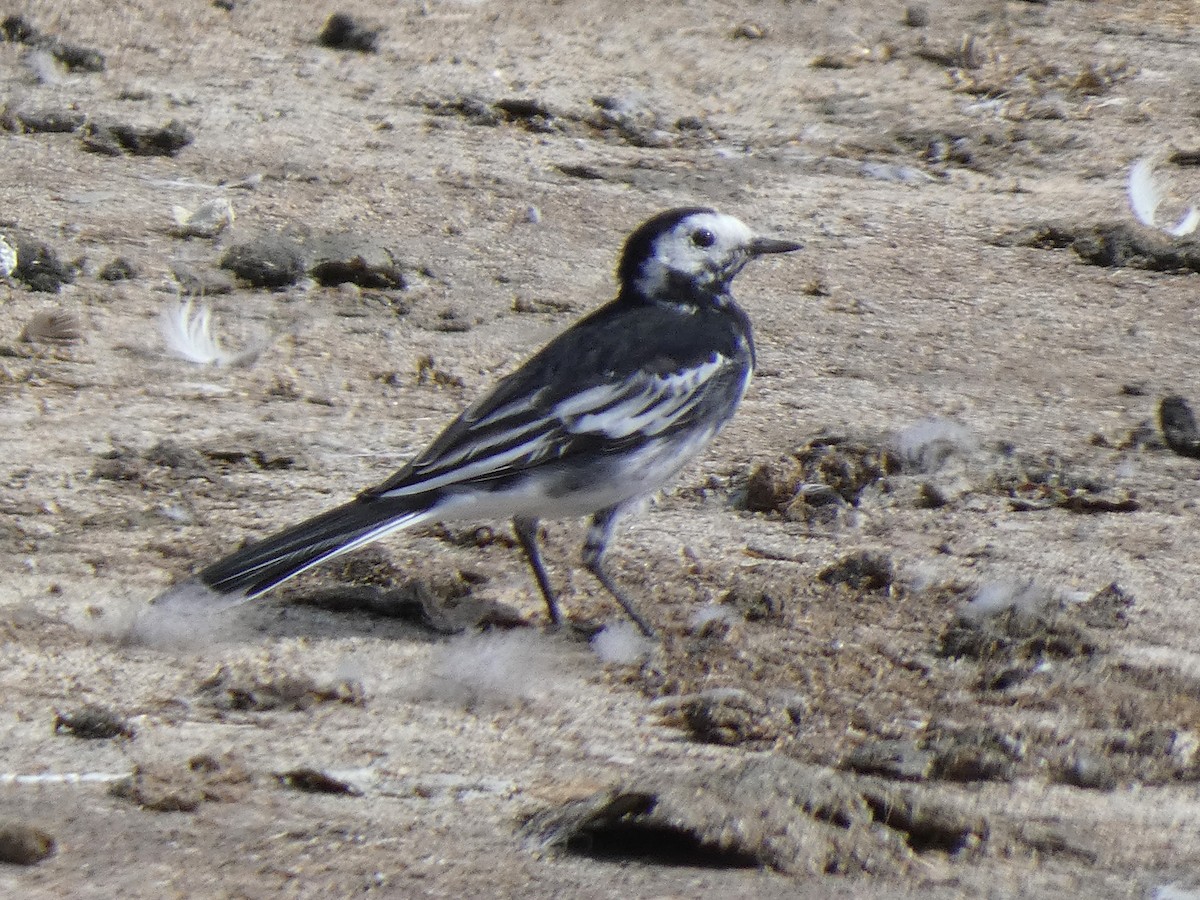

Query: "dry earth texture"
left=2, top=0, right=1200, bottom=897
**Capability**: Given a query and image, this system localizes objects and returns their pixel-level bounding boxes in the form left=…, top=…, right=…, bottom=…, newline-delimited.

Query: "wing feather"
left=371, top=351, right=734, bottom=499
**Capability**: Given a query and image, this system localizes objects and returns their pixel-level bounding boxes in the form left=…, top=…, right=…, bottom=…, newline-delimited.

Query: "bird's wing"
left=365, top=312, right=747, bottom=500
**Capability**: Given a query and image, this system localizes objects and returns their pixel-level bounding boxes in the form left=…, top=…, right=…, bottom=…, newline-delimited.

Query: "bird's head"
left=616, top=207, right=802, bottom=306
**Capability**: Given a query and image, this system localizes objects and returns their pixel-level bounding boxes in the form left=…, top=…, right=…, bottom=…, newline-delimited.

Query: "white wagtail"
left=153, top=208, right=801, bottom=636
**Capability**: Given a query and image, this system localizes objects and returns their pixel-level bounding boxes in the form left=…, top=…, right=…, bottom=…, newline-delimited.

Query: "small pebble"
left=904, top=4, right=930, bottom=27
left=0, top=822, right=56, bottom=865
left=319, top=13, right=381, bottom=52
left=733, top=22, right=767, bottom=40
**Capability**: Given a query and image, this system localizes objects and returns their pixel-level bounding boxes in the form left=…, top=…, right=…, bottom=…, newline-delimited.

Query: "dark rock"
left=307, top=232, right=405, bottom=289
left=1159, top=395, right=1200, bottom=459
left=54, top=704, right=135, bottom=739
left=555, top=162, right=606, bottom=180
left=996, top=220, right=1082, bottom=250
left=170, top=263, right=234, bottom=296
left=201, top=439, right=301, bottom=470
left=220, top=234, right=306, bottom=288
left=276, top=768, right=363, bottom=795
left=1, top=15, right=36, bottom=43
left=732, top=22, right=767, bottom=40
left=904, top=4, right=930, bottom=26
left=196, top=664, right=364, bottom=712
left=923, top=724, right=1020, bottom=783
left=1170, top=148, right=1200, bottom=167
left=16, top=108, right=86, bottom=133
left=678, top=688, right=776, bottom=745
left=818, top=551, right=894, bottom=591
left=110, top=766, right=203, bottom=812
left=494, top=97, right=554, bottom=120
left=110, top=755, right=252, bottom=811
left=1071, top=222, right=1200, bottom=270
left=742, top=460, right=795, bottom=513
left=522, top=756, right=986, bottom=876
left=1054, top=753, right=1119, bottom=791
left=292, top=579, right=479, bottom=635
left=83, top=119, right=193, bottom=157
left=1079, top=582, right=1134, bottom=629
left=490, top=97, right=559, bottom=133
left=0, top=16, right=103, bottom=70
left=842, top=740, right=935, bottom=780
left=1008, top=220, right=1200, bottom=273
left=858, top=786, right=987, bottom=854
left=424, top=95, right=501, bottom=126
left=47, top=40, right=105, bottom=72
left=99, top=257, right=137, bottom=281
left=916, top=481, right=948, bottom=508
left=938, top=606, right=1097, bottom=672
left=1014, top=824, right=1098, bottom=863
left=0, top=822, right=55, bottom=865
left=92, top=447, right=144, bottom=482
left=588, top=95, right=674, bottom=148
left=10, top=235, right=73, bottom=292
left=144, top=440, right=212, bottom=479
left=319, top=13, right=381, bottom=52
left=718, top=580, right=784, bottom=622
left=80, top=126, right=123, bottom=156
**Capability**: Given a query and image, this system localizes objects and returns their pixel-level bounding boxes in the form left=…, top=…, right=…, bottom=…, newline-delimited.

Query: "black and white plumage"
left=153, top=208, right=801, bottom=635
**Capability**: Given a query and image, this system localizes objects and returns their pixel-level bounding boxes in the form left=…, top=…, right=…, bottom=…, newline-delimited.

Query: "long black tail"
left=156, top=495, right=429, bottom=608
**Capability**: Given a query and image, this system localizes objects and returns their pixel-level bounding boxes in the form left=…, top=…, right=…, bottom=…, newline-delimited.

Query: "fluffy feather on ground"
left=159, top=298, right=262, bottom=367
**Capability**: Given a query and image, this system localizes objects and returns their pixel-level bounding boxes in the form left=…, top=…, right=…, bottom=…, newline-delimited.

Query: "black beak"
left=748, top=235, right=803, bottom=255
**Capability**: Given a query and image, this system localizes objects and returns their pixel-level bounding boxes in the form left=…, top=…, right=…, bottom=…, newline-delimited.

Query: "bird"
left=152, top=207, right=801, bottom=636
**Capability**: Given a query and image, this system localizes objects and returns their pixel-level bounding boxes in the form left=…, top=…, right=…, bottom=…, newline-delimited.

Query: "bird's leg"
left=513, top=517, right=562, bottom=626
left=583, top=507, right=657, bottom=638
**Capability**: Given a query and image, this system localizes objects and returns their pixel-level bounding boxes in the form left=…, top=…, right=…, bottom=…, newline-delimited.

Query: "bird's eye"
left=691, top=228, right=716, bottom=248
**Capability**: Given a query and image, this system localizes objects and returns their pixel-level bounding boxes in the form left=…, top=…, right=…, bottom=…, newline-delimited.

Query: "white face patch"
left=633, top=212, right=757, bottom=301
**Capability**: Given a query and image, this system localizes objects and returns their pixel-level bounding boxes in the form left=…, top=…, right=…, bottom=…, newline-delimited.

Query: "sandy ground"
left=2, top=0, right=1200, bottom=896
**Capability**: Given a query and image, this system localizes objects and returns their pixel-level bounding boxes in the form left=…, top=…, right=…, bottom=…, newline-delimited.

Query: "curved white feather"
left=1128, top=158, right=1160, bottom=227
left=1168, top=207, right=1200, bottom=237
left=1129, top=157, right=1199, bottom=236
left=160, top=298, right=262, bottom=367
left=161, top=299, right=224, bottom=364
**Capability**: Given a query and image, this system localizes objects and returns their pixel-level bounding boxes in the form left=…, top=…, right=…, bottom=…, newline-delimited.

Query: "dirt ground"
left=2, top=0, right=1200, bottom=896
